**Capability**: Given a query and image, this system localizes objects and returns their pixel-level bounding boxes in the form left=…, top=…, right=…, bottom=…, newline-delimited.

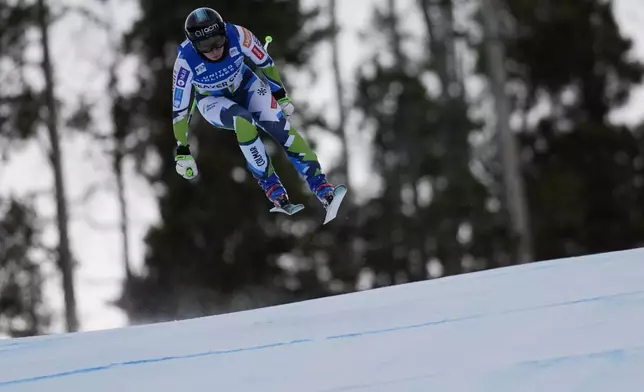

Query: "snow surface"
left=1, top=248, right=644, bottom=391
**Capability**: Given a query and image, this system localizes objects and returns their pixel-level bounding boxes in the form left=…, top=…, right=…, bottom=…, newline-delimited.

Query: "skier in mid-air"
left=171, top=7, right=346, bottom=223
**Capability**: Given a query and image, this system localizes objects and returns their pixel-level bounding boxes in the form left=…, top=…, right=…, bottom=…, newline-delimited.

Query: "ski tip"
left=323, top=185, right=348, bottom=225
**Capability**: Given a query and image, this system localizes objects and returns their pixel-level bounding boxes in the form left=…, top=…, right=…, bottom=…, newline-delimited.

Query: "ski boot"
left=308, top=174, right=348, bottom=224
left=314, top=182, right=336, bottom=208
left=259, top=174, right=304, bottom=216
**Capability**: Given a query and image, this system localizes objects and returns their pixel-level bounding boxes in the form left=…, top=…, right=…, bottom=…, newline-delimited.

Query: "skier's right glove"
left=175, top=144, right=198, bottom=180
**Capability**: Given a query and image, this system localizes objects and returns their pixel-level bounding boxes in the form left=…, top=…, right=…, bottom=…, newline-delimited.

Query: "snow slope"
left=1, top=248, right=644, bottom=391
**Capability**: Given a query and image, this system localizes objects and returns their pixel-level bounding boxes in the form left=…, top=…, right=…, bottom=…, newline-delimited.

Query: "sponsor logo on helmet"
left=194, top=23, right=219, bottom=38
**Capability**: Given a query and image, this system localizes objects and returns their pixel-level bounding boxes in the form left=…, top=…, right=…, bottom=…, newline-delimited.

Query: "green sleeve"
left=173, top=98, right=197, bottom=146
left=260, top=63, right=285, bottom=92
left=173, top=117, right=189, bottom=146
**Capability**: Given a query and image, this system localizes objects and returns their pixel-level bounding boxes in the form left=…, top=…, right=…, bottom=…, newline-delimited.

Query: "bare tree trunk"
left=329, top=0, right=350, bottom=189
left=480, top=0, right=534, bottom=263
left=114, top=146, right=132, bottom=281
left=387, top=0, right=405, bottom=69
left=105, top=1, right=133, bottom=283
left=419, top=0, right=461, bottom=100
left=385, top=0, right=428, bottom=280
left=37, top=0, right=79, bottom=332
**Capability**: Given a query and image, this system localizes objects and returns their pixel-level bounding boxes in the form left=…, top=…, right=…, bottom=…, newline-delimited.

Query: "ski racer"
left=171, top=7, right=345, bottom=218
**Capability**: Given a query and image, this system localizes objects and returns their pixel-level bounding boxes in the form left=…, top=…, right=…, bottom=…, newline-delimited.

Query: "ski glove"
left=277, top=97, right=295, bottom=119
left=175, top=144, right=198, bottom=180
left=277, top=96, right=294, bottom=119
left=272, top=88, right=294, bottom=119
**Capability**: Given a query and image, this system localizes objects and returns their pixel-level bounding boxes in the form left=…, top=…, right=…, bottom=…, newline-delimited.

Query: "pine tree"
left=0, top=0, right=39, bottom=147
left=498, top=0, right=644, bottom=259
left=0, top=198, right=50, bottom=337
left=0, top=0, right=51, bottom=337
left=352, top=0, right=507, bottom=286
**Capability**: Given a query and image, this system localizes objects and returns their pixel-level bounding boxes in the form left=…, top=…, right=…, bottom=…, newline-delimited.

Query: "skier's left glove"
left=272, top=88, right=294, bottom=119
left=277, top=96, right=294, bottom=119
left=175, top=144, right=198, bottom=180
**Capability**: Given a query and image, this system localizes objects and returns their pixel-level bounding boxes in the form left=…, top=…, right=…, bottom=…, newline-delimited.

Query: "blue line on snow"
left=0, top=339, right=314, bottom=387
left=1, top=289, right=643, bottom=388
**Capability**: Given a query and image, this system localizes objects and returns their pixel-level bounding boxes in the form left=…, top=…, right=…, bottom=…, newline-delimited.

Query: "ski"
left=270, top=203, right=305, bottom=216
left=323, top=184, right=348, bottom=225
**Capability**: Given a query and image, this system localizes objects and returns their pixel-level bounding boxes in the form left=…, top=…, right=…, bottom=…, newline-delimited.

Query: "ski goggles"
left=194, top=34, right=227, bottom=53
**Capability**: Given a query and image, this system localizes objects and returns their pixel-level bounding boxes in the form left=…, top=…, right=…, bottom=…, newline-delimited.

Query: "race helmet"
left=184, top=7, right=227, bottom=53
